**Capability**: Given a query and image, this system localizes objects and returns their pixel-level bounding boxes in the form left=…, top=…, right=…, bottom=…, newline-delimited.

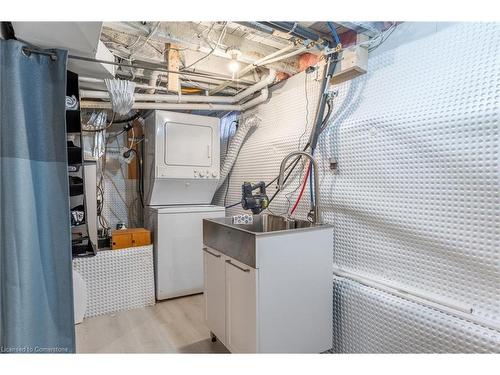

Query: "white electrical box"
left=144, top=110, right=220, bottom=205
left=330, top=44, right=369, bottom=85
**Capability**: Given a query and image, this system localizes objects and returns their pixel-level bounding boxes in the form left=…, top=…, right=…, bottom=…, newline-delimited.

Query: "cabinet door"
left=225, top=257, right=257, bottom=353
left=203, top=247, right=226, bottom=343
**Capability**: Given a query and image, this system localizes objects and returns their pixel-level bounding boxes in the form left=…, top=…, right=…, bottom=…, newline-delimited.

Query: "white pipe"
left=80, top=70, right=276, bottom=105
left=146, top=72, right=160, bottom=94
left=81, top=90, right=233, bottom=103
left=209, top=45, right=295, bottom=94
left=80, top=87, right=270, bottom=112
left=80, top=101, right=242, bottom=111
left=241, top=87, right=269, bottom=110
left=236, top=45, right=295, bottom=78
left=233, top=70, right=276, bottom=102
left=80, top=77, right=160, bottom=92
left=334, top=268, right=473, bottom=314
left=80, top=76, right=238, bottom=95
left=333, top=268, right=500, bottom=332
left=258, top=46, right=308, bottom=65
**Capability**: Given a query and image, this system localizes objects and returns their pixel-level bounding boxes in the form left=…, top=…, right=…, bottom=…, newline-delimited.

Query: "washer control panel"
left=193, top=169, right=219, bottom=179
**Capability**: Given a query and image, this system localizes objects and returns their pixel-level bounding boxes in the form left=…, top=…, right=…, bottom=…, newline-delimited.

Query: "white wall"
left=214, top=22, right=500, bottom=353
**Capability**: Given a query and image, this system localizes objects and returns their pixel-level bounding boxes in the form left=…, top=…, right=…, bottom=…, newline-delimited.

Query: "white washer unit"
left=144, top=111, right=225, bottom=300
left=144, top=110, right=221, bottom=205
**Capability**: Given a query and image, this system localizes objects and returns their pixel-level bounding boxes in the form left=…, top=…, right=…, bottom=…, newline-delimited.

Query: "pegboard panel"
left=214, top=22, right=500, bottom=351
left=73, top=246, right=155, bottom=318
left=332, top=277, right=500, bottom=353
left=99, top=132, right=143, bottom=230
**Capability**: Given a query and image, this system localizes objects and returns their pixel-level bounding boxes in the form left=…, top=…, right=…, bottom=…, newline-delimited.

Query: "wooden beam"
left=165, top=43, right=180, bottom=93
left=127, top=119, right=143, bottom=180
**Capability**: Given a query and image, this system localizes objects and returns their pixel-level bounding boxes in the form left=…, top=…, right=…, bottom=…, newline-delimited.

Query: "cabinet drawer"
left=131, top=231, right=151, bottom=247
left=111, top=233, right=133, bottom=250
left=225, top=257, right=258, bottom=353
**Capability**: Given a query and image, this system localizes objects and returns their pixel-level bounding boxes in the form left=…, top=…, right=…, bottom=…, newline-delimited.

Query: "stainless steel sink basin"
left=212, top=214, right=315, bottom=233
left=203, top=214, right=332, bottom=268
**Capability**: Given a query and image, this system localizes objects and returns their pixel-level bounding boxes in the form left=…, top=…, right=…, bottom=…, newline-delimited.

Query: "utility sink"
left=203, top=214, right=332, bottom=268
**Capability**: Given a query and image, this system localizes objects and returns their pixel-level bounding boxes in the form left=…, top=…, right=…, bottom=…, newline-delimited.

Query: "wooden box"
left=112, top=228, right=151, bottom=250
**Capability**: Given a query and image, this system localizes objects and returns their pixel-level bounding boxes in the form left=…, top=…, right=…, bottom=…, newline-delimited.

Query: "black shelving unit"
left=66, top=70, right=97, bottom=258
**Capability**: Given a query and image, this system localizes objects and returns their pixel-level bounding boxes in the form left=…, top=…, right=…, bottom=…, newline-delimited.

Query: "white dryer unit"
left=146, top=205, right=226, bottom=300
left=144, top=110, right=220, bottom=205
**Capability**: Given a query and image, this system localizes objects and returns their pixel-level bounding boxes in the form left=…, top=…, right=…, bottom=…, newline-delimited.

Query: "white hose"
left=217, top=114, right=261, bottom=190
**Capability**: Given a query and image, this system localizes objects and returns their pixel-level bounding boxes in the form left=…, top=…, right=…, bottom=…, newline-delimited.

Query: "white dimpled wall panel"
left=321, top=22, right=500, bottom=326
left=214, top=22, right=500, bottom=352
left=73, top=246, right=155, bottom=318
left=332, top=277, right=500, bottom=353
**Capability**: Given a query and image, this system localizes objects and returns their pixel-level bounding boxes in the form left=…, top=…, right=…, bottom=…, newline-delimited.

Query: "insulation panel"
left=214, top=22, right=500, bottom=352
left=73, top=246, right=155, bottom=318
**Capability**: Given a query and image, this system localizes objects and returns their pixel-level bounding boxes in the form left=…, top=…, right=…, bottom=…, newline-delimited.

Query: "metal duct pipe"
left=217, top=115, right=262, bottom=190
left=260, top=22, right=322, bottom=42
left=80, top=70, right=276, bottom=105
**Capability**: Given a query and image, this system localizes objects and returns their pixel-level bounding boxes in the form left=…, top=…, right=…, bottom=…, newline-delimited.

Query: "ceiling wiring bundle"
left=182, top=22, right=228, bottom=72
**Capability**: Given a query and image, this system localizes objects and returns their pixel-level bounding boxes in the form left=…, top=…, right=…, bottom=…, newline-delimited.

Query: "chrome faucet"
left=277, top=151, right=321, bottom=224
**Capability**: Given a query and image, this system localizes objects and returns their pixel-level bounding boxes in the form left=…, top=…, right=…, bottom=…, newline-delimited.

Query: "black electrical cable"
left=368, top=23, right=398, bottom=52
left=224, top=100, right=334, bottom=210
left=182, top=22, right=228, bottom=71
left=113, top=110, right=153, bottom=125
left=224, top=140, right=311, bottom=209
left=320, top=101, right=333, bottom=132
left=85, top=110, right=151, bottom=136
left=82, top=112, right=116, bottom=133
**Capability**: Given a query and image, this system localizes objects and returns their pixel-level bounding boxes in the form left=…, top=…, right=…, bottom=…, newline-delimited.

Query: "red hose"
left=290, top=162, right=311, bottom=215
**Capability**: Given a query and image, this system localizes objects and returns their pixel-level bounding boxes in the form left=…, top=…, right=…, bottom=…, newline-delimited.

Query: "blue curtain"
left=0, top=40, right=75, bottom=353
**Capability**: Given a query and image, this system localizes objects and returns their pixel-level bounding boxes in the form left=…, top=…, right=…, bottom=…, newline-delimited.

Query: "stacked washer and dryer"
left=144, top=110, right=225, bottom=300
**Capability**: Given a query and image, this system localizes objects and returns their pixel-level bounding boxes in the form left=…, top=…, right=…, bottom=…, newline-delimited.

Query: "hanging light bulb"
left=226, top=47, right=242, bottom=74
left=228, top=59, right=240, bottom=73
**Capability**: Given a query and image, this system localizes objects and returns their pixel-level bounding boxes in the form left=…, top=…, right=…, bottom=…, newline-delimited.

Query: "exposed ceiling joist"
left=102, top=22, right=298, bottom=68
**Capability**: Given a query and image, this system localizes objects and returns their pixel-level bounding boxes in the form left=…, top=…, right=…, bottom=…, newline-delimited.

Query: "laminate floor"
left=75, top=294, right=229, bottom=353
